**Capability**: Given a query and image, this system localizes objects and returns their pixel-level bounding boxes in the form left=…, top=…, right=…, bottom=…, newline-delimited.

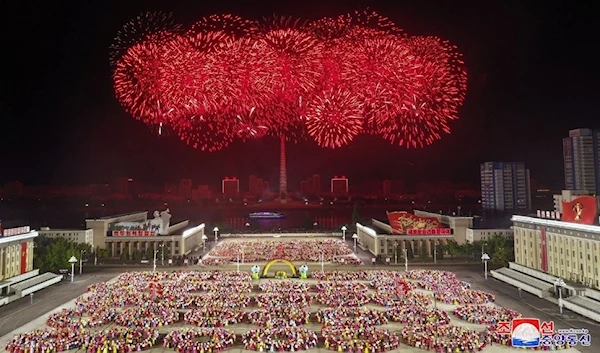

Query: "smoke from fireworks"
left=112, top=10, right=467, bottom=151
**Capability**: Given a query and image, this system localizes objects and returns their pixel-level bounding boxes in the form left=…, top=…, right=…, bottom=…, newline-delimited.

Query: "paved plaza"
left=0, top=263, right=593, bottom=353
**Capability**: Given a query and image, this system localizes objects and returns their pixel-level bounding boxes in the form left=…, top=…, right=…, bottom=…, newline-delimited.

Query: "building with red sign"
left=487, top=195, right=600, bottom=323
left=85, top=211, right=206, bottom=258
left=354, top=210, right=472, bottom=259
left=0, top=224, right=62, bottom=306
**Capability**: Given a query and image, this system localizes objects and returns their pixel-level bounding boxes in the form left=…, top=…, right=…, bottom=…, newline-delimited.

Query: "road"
left=0, top=272, right=117, bottom=338
left=453, top=270, right=599, bottom=353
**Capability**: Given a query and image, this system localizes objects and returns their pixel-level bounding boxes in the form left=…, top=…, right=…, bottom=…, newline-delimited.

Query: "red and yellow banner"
left=386, top=211, right=443, bottom=234
left=21, top=242, right=28, bottom=274
left=561, top=196, right=598, bottom=225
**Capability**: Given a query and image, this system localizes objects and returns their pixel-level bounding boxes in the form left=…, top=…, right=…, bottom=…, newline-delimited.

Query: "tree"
left=33, top=236, right=86, bottom=272
left=405, top=241, right=414, bottom=260
left=461, top=242, right=474, bottom=260
left=419, top=241, right=428, bottom=260
left=492, top=246, right=510, bottom=267
left=146, top=247, right=154, bottom=262
left=435, top=243, right=445, bottom=260
left=445, top=240, right=460, bottom=261
left=351, top=202, right=365, bottom=228
left=132, top=249, right=142, bottom=262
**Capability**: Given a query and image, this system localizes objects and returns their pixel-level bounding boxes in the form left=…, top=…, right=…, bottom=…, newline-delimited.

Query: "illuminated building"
left=179, top=178, right=193, bottom=199
left=222, top=177, right=239, bottom=198
left=85, top=211, right=206, bottom=257
left=382, top=180, right=392, bottom=197
left=38, top=228, right=94, bottom=247
left=0, top=224, right=62, bottom=306
left=331, top=176, right=349, bottom=197
left=480, top=162, right=531, bottom=211
left=512, top=195, right=600, bottom=289
left=563, top=128, right=600, bottom=193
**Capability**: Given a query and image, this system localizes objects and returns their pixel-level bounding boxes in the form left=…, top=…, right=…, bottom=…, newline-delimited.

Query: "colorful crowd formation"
left=205, top=239, right=360, bottom=264
left=5, top=269, right=569, bottom=353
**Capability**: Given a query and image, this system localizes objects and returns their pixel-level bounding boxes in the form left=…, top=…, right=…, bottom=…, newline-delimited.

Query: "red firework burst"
left=113, top=37, right=173, bottom=125
left=174, top=115, right=235, bottom=152
left=110, top=11, right=182, bottom=67
left=112, top=11, right=467, bottom=151
left=305, top=89, right=364, bottom=148
left=377, top=37, right=467, bottom=148
left=187, top=14, right=258, bottom=52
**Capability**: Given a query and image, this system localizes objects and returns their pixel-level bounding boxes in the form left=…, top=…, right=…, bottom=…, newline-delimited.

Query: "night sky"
left=2, top=0, right=597, bottom=190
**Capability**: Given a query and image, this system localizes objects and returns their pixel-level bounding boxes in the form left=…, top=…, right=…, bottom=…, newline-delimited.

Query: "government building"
left=491, top=194, right=600, bottom=322
left=0, top=225, right=62, bottom=307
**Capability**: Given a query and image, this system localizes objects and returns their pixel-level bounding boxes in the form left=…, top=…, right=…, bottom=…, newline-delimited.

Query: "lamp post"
left=213, top=227, right=219, bottom=242
left=394, top=241, right=398, bottom=264
left=481, top=243, right=487, bottom=262
left=402, top=248, right=408, bottom=272
left=433, top=291, right=437, bottom=309
left=352, top=233, right=358, bottom=253
left=237, top=252, right=241, bottom=272
left=68, top=256, right=77, bottom=283
left=555, top=278, right=566, bottom=315
left=341, top=226, right=347, bottom=241
left=320, top=252, right=324, bottom=272
left=79, top=250, right=86, bottom=275
left=202, top=234, right=208, bottom=253
left=434, top=241, right=439, bottom=264
left=481, top=253, right=490, bottom=279
left=159, top=244, right=165, bottom=266
left=153, top=249, right=160, bottom=272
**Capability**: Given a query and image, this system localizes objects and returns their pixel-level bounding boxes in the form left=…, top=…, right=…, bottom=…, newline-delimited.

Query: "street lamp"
left=394, top=241, right=399, bottom=264
left=434, top=241, right=439, bottom=264
left=352, top=233, right=358, bottom=253
left=159, top=244, right=165, bottom=266
left=213, top=227, right=219, bottom=242
left=79, top=250, right=86, bottom=275
left=555, top=278, right=566, bottom=315
left=320, top=252, right=324, bottom=272
left=341, top=226, right=347, bottom=241
left=68, top=256, right=77, bottom=283
left=202, top=234, right=208, bottom=253
left=402, top=248, right=408, bottom=272
left=153, top=249, right=160, bottom=272
left=481, top=253, right=490, bottom=279
left=481, top=243, right=487, bottom=262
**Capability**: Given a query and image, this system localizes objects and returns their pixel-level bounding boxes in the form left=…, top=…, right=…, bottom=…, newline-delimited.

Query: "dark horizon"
left=2, top=1, right=597, bottom=189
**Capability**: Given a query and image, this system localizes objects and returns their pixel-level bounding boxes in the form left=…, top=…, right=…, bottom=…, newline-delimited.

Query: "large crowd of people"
left=454, top=304, right=521, bottom=325
left=163, top=328, right=236, bottom=352
left=242, top=327, right=319, bottom=352
left=208, top=239, right=356, bottom=262
left=322, top=326, right=400, bottom=352
left=7, top=267, right=563, bottom=353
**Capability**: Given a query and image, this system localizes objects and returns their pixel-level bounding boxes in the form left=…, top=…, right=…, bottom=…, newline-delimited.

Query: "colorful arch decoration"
left=262, top=259, right=297, bottom=277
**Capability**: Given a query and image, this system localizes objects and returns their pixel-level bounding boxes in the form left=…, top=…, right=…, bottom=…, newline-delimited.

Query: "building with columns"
left=1, top=225, right=63, bottom=306
left=0, top=226, right=36, bottom=283
left=86, top=211, right=207, bottom=257
left=358, top=222, right=454, bottom=259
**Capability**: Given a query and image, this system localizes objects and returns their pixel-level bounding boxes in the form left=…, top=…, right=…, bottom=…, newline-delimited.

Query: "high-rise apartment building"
left=222, top=177, right=239, bottom=198
left=331, top=176, right=349, bottom=197
left=179, top=179, right=193, bottom=199
left=480, top=162, right=531, bottom=211
left=563, top=128, right=600, bottom=194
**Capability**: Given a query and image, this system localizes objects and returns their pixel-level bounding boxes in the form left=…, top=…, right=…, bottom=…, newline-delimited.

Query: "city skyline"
left=3, top=1, right=597, bottom=189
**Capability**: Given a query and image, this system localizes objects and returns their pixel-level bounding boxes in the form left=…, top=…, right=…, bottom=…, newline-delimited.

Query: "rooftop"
left=512, top=215, right=600, bottom=234
left=86, top=211, right=147, bottom=221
